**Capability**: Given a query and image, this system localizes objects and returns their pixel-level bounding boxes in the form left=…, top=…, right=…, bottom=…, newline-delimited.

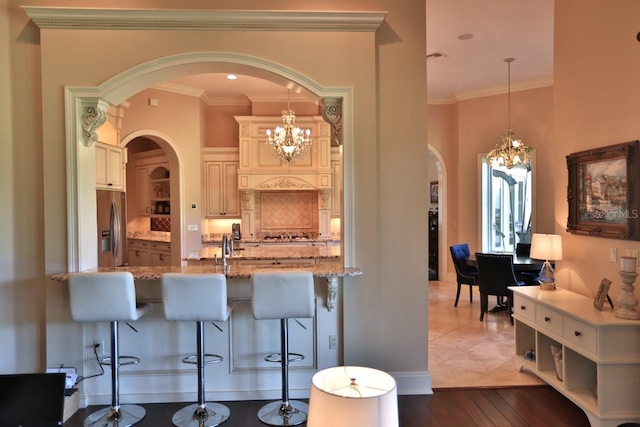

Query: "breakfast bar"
left=50, top=264, right=362, bottom=407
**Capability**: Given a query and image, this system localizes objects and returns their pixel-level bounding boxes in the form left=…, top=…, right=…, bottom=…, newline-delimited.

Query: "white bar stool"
left=68, top=272, right=152, bottom=427
left=162, top=273, right=233, bottom=427
left=251, top=270, right=315, bottom=426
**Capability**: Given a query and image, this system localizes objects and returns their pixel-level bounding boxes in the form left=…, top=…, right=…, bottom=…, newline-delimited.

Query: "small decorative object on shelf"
left=593, top=278, right=613, bottom=311
left=615, top=257, right=639, bottom=320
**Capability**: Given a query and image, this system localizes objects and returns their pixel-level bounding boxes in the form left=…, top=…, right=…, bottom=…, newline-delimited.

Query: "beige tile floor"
left=429, top=279, right=544, bottom=389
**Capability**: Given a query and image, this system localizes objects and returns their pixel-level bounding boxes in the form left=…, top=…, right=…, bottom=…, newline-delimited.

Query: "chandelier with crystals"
left=266, top=91, right=312, bottom=164
left=487, top=58, right=532, bottom=169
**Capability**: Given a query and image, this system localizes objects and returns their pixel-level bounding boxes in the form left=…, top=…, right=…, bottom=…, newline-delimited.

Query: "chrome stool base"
left=84, top=404, right=146, bottom=427
left=172, top=403, right=230, bottom=427
left=257, top=400, right=308, bottom=426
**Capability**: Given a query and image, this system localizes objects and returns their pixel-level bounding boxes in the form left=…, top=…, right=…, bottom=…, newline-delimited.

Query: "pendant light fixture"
left=487, top=58, right=532, bottom=169
left=266, top=89, right=312, bottom=164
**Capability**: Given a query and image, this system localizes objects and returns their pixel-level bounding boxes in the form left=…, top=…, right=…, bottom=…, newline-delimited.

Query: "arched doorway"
left=65, top=53, right=354, bottom=272
left=427, top=145, right=448, bottom=281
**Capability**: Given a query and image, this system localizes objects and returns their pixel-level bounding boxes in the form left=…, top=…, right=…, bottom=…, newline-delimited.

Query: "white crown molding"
left=22, top=7, right=387, bottom=32
left=428, top=79, right=554, bottom=105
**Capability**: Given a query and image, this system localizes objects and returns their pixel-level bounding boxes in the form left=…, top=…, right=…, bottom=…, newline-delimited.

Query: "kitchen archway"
left=121, top=131, right=182, bottom=266
left=65, top=52, right=354, bottom=272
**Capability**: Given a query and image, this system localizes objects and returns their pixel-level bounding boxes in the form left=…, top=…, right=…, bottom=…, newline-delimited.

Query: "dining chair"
left=515, top=243, right=540, bottom=285
left=475, top=253, right=524, bottom=323
left=449, top=244, right=479, bottom=307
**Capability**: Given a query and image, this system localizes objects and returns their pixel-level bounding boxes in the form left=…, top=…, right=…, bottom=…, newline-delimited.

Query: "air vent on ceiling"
left=427, top=52, right=448, bottom=59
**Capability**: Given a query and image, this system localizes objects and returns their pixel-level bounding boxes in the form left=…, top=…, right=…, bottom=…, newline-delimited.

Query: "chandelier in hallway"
left=266, top=90, right=312, bottom=164
left=487, top=58, right=532, bottom=169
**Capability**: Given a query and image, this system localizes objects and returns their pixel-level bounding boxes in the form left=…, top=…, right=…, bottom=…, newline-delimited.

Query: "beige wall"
left=553, top=0, right=640, bottom=298
left=1, top=1, right=430, bottom=392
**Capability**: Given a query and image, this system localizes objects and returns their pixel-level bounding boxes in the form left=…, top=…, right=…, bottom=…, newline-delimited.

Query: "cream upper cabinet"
left=96, top=141, right=126, bottom=191
left=331, top=148, right=342, bottom=217
left=135, top=166, right=150, bottom=216
left=203, top=148, right=239, bottom=218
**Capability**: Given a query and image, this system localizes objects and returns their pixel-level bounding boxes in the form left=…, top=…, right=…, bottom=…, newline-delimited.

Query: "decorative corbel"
left=80, top=98, right=109, bottom=146
left=320, top=98, right=343, bottom=146
left=326, top=277, right=338, bottom=311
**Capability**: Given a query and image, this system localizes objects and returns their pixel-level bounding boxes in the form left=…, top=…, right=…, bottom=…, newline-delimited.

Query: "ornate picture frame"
left=566, top=140, right=639, bottom=240
left=593, top=278, right=613, bottom=311
left=430, top=181, right=439, bottom=204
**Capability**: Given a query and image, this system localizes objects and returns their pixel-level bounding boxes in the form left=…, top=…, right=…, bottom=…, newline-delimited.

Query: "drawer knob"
left=574, top=331, right=581, bottom=337
left=545, top=316, right=551, bottom=322
left=520, top=305, right=526, bottom=310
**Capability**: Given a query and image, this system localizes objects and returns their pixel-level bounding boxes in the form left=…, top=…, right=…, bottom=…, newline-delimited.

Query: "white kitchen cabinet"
left=149, top=165, right=171, bottom=217
left=96, top=141, right=126, bottom=191
left=331, top=156, right=342, bottom=217
left=127, top=239, right=171, bottom=266
left=511, top=286, right=640, bottom=427
left=135, top=166, right=150, bottom=216
left=204, top=156, right=239, bottom=218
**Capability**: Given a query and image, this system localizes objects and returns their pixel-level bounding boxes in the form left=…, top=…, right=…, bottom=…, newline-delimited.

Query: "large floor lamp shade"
left=307, top=366, right=398, bottom=427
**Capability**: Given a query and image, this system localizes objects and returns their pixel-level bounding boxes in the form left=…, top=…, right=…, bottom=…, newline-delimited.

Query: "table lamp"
left=530, top=233, right=563, bottom=290
left=307, top=366, right=398, bottom=427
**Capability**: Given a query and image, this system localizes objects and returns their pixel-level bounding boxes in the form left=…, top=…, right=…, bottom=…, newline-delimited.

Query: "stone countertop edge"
left=51, top=265, right=363, bottom=282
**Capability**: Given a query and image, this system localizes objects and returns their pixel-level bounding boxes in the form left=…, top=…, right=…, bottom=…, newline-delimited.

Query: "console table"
left=510, top=286, right=640, bottom=427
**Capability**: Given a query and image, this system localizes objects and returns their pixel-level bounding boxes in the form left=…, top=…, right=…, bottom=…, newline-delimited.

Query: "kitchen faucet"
left=221, top=233, right=233, bottom=267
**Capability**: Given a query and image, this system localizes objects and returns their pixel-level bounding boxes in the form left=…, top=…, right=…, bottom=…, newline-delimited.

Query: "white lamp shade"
left=530, top=233, right=563, bottom=261
left=307, top=366, right=399, bottom=427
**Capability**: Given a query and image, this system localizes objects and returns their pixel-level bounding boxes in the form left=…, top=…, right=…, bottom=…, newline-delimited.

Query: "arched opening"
left=121, top=131, right=183, bottom=265
left=427, top=145, right=448, bottom=281
left=65, top=52, right=354, bottom=272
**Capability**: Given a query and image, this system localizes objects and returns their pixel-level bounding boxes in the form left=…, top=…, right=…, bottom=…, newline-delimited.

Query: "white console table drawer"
left=563, top=316, right=597, bottom=355
left=536, top=305, right=562, bottom=336
left=513, top=294, right=535, bottom=322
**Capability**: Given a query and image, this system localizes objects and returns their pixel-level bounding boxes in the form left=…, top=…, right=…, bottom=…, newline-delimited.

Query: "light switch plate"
left=610, top=248, right=617, bottom=262
left=187, top=224, right=198, bottom=232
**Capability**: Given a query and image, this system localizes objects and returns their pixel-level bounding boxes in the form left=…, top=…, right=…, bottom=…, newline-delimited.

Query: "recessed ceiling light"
left=226, top=74, right=238, bottom=80
left=458, top=33, right=474, bottom=41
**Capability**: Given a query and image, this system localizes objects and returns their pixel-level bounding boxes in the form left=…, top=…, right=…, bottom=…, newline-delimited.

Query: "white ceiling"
left=161, top=0, right=554, bottom=105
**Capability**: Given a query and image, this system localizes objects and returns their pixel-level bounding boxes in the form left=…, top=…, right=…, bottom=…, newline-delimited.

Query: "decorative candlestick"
left=615, top=258, right=639, bottom=319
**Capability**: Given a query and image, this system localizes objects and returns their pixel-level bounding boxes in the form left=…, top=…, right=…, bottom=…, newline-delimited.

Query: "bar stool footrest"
left=181, top=353, right=224, bottom=365
left=98, top=355, right=141, bottom=367
left=264, top=352, right=304, bottom=363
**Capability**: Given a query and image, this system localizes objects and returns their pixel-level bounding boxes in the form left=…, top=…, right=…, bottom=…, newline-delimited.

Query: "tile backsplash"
left=256, top=191, right=318, bottom=233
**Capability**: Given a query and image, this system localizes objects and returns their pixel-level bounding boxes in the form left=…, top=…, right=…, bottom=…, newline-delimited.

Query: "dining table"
left=466, top=253, right=549, bottom=273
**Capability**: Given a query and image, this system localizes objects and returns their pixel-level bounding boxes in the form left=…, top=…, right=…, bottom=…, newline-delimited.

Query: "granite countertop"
left=188, top=246, right=340, bottom=261
left=127, top=232, right=171, bottom=243
left=51, top=264, right=362, bottom=281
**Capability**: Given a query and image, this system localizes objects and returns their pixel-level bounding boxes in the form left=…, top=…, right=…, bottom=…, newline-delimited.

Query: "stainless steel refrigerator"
left=97, top=190, right=126, bottom=267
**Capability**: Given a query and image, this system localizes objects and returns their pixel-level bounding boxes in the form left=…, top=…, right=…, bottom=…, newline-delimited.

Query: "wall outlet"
left=329, top=335, right=338, bottom=350
left=94, top=339, right=104, bottom=356
left=610, top=248, right=617, bottom=262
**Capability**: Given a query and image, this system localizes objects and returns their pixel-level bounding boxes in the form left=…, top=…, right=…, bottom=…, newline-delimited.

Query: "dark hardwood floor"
left=64, top=385, right=590, bottom=426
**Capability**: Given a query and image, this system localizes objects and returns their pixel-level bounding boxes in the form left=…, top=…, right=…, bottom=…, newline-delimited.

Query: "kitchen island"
left=185, top=245, right=341, bottom=266
left=50, top=264, right=361, bottom=407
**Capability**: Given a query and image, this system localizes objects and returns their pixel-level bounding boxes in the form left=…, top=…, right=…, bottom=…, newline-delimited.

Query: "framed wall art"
left=566, top=140, right=639, bottom=240
left=430, top=181, right=439, bottom=204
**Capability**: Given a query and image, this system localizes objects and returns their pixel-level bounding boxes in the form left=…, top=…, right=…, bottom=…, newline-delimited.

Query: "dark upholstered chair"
left=475, top=253, right=524, bottom=323
left=515, top=243, right=540, bottom=285
left=449, top=244, right=479, bottom=307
